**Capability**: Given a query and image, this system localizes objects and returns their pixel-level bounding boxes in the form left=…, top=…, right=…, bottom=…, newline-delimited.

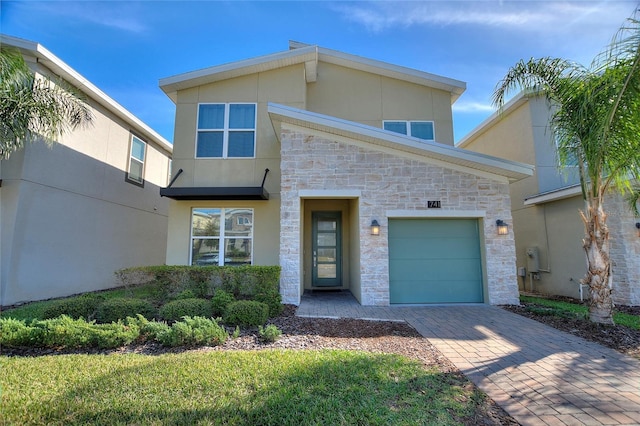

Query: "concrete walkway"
left=297, top=291, right=640, bottom=426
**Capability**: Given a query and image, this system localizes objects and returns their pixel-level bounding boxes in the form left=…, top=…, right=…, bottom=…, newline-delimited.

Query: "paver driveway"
left=297, top=292, right=640, bottom=426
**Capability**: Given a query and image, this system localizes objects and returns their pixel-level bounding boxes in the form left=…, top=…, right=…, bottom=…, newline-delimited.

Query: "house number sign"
left=427, top=201, right=441, bottom=209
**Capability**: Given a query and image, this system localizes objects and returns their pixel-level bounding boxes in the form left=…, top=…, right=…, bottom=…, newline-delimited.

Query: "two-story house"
left=458, top=92, right=639, bottom=306
left=159, top=42, right=533, bottom=306
left=0, top=35, right=173, bottom=307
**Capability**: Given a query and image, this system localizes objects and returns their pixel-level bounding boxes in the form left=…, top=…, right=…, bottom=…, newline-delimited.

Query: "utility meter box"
left=526, top=247, right=540, bottom=273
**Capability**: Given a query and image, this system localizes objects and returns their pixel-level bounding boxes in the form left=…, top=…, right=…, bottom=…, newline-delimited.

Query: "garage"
left=388, top=218, right=484, bottom=304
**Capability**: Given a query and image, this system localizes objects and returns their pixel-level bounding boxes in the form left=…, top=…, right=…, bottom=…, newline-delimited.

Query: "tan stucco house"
left=0, top=35, right=173, bottom=306
left=159, top=42, right=533, bottom=306
left=458, top=92, right=639, bottom=306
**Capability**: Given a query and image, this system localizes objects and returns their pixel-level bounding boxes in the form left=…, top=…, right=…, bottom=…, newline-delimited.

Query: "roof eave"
left=268, top=103, right=533, bottom=182
left=0, top=34, right=173, bottom=154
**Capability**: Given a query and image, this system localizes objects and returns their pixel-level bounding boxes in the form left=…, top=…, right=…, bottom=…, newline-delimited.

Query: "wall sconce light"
left=636, top=222, right=640, bottom=237
left=496, top=219, right=509, bottom=235
left=371, top=219, right=380, bottom=236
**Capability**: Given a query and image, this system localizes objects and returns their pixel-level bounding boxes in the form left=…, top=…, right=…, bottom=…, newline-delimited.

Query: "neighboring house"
left=458, top=92, right=639, bottom=306
left=0, top=35, right=173, bottom=306
left=159, top=41, right=533, bottom=306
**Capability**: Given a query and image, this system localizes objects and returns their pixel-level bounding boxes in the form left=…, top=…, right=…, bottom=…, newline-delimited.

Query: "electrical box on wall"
left=526, top=247, right=540, bottom=273
left=517, top=267, right=526, bottom=277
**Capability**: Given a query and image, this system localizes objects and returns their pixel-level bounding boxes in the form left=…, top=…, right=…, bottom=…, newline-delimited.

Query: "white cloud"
left=31, top=2, right=148, bottom=33
left=452, top=101, right=495, bottom=113
left=334, top=1, right=634, bottom=36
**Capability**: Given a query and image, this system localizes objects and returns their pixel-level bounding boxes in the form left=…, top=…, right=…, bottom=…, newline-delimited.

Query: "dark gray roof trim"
left=159, top=186, right=269, bottom=200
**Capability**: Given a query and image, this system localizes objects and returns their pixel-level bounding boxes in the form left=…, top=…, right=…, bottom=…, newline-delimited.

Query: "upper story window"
left=127, top=135, right=146, bottom=186
left=383, top=120, right=435, bottom=141
left=196, top=103, right=256, bottom=158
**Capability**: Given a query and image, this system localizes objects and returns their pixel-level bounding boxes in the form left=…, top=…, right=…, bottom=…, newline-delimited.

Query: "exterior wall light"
left=371, top=219, right=380, bottom=236
left=496, top=219, right=509, bottom=235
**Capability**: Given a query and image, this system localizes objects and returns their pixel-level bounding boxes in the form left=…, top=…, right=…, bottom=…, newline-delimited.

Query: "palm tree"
left=492, top=11, right=640, bottom=324
left=0, top=46, right=93, bottom=159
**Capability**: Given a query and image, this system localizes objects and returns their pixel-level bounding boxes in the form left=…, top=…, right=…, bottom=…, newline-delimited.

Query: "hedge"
left=116, top=265, right=281, bottom=308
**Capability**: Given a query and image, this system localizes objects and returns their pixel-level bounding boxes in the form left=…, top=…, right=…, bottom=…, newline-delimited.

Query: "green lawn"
left=1, top=350, right=481, bottom=426
left=520, top=295, right=640, bottom=329
left=0, top=283, right=168, bottom=321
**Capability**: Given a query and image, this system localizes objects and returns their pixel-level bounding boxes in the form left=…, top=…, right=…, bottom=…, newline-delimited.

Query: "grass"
left=521, top=295, right=639, bottom=330
left=0, top=283, right=167, bottom=321
left=1, top=350, right=481, bottom=425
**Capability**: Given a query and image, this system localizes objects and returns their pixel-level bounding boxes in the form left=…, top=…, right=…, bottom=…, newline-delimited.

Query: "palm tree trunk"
left=580, top=200, right=614, bottom=324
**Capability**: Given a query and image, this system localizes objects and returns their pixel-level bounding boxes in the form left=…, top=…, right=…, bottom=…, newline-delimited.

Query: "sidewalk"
left=298, top=291, right=640, bottom=426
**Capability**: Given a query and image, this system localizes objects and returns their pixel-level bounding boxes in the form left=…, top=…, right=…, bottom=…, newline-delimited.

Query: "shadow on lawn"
left=37, top=352, right=480, bottom=425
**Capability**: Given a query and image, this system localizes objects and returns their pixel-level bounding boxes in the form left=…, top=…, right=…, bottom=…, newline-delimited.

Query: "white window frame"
left=189, top=207, right=254, bottom=266
left=126, top=135, right=146, bottom=186
left=383, top=120, right=435, bottom=141
left=195, top=103, right=257, bottom=159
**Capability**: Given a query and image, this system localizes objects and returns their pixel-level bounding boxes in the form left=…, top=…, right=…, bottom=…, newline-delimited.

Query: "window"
left=191, top=208, right=253, bottom=266
left=127, top=135, right=146, bottom=185
left=383, top=120, right=435, bottom=141
left=196, top=103, right=256, bottom=158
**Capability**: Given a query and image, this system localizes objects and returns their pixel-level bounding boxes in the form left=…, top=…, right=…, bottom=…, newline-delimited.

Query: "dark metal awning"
left=160, top=186, right=269, bottom=200
left=159, top=168, right=270, bottom=201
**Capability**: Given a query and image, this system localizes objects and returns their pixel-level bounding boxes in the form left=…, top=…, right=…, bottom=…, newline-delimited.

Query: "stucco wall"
left=279, top=127, right=519, bottom=306
left=306, top=62, right=456, bottom=145
left=0, top=88, right=171, bottom=306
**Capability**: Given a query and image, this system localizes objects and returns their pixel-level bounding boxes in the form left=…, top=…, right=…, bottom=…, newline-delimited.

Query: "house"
left=0, top=35, right=173, bottom=307
left=159, top=41, right=533, bottom=306
left=458, top=92, right=639, bottom=306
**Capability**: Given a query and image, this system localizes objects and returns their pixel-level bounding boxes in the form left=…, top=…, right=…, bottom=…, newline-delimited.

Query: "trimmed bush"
left=173, top=289, right=197, bottom=300
left=211, top=289, right=235, bottom=317
left=224, top=300, right=269, bottom=327
left=116, top=265, right=281, bottom=303
left=258, top=324, right=282, bottom=343
left=254, top=291, right=283, bottom=317
left=159, top=298, right=212, bottom=322
left=41, top=294, right=105, bottom=320
left=156, top=316, right=227, bottom=347
left=0, top=316, right=140, bottom=349
left=95, top=298, right=156, bottom=323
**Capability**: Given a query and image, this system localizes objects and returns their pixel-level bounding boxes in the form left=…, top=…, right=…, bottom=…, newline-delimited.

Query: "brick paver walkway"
left=297, top=292, right=640, bottom=426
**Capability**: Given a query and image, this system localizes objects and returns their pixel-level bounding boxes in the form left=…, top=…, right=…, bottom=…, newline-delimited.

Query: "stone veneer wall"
left=279, top=128, right=520, bottom=306
left=606, top=192, right=640, bottom=306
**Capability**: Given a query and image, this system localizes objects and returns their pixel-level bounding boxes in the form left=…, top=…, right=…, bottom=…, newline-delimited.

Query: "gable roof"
left=268, top=103, right=533, bottom=182
left=0, top=34, right=172, bottom=155
left=159, top=42, right=466, bottom=104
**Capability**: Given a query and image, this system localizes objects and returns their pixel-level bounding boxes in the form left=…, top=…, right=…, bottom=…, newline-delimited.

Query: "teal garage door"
left=389, top=219, right=483, bottom=304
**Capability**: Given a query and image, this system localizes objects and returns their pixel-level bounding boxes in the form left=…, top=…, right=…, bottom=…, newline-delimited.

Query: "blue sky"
left=1, top=1, right=636, bottom=144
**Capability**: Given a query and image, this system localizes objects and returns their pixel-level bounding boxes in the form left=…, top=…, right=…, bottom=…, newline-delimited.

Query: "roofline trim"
left=268, top=103, right=533, bottom=181
left=159, top=43, right=466, bottom=103
left=0, top=34, right=173, bottom=154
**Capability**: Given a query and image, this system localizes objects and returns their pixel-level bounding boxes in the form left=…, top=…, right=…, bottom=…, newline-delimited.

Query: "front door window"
left=312, top=212, right=342, bottom=287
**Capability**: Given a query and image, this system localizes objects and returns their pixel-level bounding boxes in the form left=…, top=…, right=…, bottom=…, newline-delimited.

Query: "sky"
left=1, top=1, right=637, bottom=144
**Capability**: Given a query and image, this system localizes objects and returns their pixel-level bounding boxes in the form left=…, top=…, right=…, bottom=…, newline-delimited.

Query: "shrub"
left=1, top=316, right=140, bottom=349
left=95, top=298, right=156, bottom=323
left=211, top=289, right=235, bottom=317
left=224, top=301, right=269, bottom=327
left=258, top=324, right=282, bottom=343
left=159, top=298, right=212, bottom=322
left=173, top=289, right=198, bottom=300
left=254, top=291, right=283, bottom=317
left=41, top=293, right=105, bottom=320
left=156, top=316, right=227, bottom=347
left=0, top=318, right=33, bottom=347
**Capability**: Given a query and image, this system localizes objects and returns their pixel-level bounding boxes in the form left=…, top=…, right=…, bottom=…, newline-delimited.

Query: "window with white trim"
left=196, top=103, right=256, bottom=158
left=191, top=208, right=253, bottom=266
left=383, top=120, right=435, bottom=141
left=127, top=135, right=146, bottom=186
